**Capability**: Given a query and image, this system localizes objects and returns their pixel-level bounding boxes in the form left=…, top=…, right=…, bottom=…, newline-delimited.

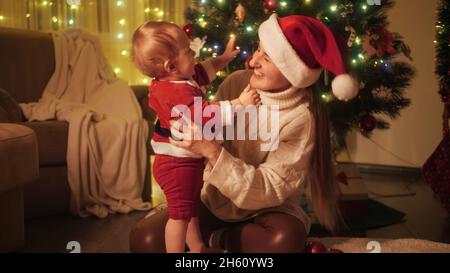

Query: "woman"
left=130, top=14, right=359, bottom=253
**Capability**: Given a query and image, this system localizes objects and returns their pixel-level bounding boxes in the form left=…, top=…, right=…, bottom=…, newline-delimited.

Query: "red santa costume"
left=149, top=60, right=232, bottom=221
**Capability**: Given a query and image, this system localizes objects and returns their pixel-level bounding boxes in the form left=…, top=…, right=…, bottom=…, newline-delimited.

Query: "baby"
left=132, top=21, right=259, bottom=253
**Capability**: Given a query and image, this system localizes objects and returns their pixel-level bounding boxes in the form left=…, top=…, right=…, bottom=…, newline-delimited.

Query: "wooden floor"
left=21, top=169, right=450, bottom=253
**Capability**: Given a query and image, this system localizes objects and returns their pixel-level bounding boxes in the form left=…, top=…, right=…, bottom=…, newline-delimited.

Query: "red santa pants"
left=153, top=155, right=205, bottom=221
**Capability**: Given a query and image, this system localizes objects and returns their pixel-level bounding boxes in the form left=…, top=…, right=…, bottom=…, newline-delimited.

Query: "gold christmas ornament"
left=235, top=3, right=246, bottom=23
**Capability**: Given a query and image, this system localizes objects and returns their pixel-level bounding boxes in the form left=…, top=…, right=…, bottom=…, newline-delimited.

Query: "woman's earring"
left=324, top=69, right=329, bottom=86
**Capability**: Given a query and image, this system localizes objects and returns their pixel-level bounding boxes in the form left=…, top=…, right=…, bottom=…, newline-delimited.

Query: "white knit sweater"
left=201, top=70, right=315, bottom=233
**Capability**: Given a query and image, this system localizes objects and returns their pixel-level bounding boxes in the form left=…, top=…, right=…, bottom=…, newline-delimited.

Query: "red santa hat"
left=258, top=14, right=359, bottom=101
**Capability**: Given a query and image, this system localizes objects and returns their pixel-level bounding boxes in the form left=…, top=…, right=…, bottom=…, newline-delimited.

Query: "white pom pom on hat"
left=331, top=74, right=360, bottom=101
left=258, top=13, right=360, bottom=101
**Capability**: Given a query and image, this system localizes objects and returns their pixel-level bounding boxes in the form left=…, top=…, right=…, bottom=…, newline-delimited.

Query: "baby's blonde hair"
left=132, top=21, right=181, bottom=78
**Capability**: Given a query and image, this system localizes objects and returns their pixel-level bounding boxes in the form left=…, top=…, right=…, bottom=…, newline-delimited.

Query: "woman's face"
left=249, top=42, right=291, bottom=92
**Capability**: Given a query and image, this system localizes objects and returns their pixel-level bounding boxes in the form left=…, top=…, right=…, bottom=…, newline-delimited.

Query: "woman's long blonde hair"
left=307, top=86, right=345, bottom=233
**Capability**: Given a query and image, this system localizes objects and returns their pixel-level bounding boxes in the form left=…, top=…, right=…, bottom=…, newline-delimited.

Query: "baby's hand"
left=221, top=36, right=240, bottom=64
left=212, top=36, right=240, bottom=71
left=238, top=85, right=261, bottom=107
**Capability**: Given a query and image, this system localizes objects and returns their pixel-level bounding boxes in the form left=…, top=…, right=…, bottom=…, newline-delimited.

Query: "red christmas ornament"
left=264, top=0, right=278, bottom=12
left=305, top=242, right=328, bottom=253
left=360, top=115, right=377, bottom=132
left=183, top=24, right=195, bottom=39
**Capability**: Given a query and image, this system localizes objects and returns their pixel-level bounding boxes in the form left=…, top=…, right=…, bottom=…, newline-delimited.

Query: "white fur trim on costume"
left=151, top=140, right=202, bottom=158
left=258, top=13, right=323, bottom=88
left=331, top=74, right=359, bottom=101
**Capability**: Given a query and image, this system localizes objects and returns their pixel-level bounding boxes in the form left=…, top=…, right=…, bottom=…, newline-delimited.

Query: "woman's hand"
left=169, top=118, right=222, bottom=166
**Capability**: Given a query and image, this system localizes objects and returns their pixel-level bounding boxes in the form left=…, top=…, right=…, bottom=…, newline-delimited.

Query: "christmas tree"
left=436, top=0, right=450, bottom=106
left=184, top=0, right=415, bottom=151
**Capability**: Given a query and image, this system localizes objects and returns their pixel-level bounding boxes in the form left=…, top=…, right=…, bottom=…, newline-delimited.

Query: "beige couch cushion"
left=0, top=123, right=39, bottom=193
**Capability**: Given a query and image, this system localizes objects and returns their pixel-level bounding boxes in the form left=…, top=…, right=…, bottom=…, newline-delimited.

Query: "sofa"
left=0, top=122, right=39, bottom=251
left=0, top=27, right=156, bottom=221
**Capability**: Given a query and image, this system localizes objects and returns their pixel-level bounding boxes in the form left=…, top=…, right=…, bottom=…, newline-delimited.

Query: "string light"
left=330, top=5, right=338, bottom=12
left=199, top=18, right=207, bottom=28
left=321, top=93, right=333, bottom=103
left=11, top=1, right=174, bottom=85
left=0, top=16, right=4, bottom=21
